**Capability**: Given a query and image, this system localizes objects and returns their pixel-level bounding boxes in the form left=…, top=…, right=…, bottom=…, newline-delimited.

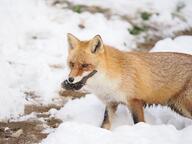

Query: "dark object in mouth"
left=61, top=70, right=97, bottom=90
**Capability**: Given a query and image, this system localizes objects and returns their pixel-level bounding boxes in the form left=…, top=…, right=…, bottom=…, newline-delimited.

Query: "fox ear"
left=91, top=35, right=104, bottom=54
left=67, top=33, right=80, bottom=50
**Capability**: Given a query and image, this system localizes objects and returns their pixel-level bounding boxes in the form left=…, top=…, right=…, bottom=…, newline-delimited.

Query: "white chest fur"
left=85, top=72, right=126, bottom=103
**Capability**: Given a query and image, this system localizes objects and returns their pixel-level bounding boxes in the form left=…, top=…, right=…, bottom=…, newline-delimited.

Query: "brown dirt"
left=136, top=37, right=161, bottom=52
left=135, top=28, right=192, bottom=52
left=51, top=0, right=111, bottom=18
left=0, top=121, right=47, bottom=144
left=0, top=90, right=85, bottom=144
left=24, top=104, right=63, bottom=115
left=59, top=90, right=86, bottom=99
left=50, top=0, right=192, bottom=52
left=0, top=104, right=63, bottom=144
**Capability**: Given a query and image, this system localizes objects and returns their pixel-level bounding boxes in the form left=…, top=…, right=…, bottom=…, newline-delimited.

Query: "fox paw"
left=101, top=123, right=111, bottom=130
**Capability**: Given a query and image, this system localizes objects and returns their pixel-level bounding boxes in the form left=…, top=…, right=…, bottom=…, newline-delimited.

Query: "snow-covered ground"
left=41, top=122, right=192, bottom=144
left=0, top=0, right=192, bottom=143
left=42, top=93, right=192, bottom=144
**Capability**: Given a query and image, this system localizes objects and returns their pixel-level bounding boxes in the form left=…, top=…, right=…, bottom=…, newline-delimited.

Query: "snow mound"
left=41, top=122, right=192, bottom=144
left=0, top=57, right=25, bottom=119
left=151, top=36, right=192, bottom=54
left=43, top=94, right=192, bottom=144
left=55, top=94, right=105, bottom=126
left=52, top=94, right=192, bottom=130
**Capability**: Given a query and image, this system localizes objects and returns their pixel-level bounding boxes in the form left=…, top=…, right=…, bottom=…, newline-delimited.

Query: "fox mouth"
left=61, top=70, right=97, bottom=91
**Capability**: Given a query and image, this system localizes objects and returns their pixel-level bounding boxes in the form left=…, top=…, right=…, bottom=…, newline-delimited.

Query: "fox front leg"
left=101, top=102, right=118, bottom=130
left=128, top=99, right=145, bottom=124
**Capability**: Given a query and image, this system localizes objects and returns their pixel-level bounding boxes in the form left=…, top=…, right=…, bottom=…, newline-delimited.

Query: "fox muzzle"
left=61, top=70, right=97, bottom=91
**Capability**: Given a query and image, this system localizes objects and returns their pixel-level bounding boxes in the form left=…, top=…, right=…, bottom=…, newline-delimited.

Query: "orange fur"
left=66, top=33, right=192, bottom=129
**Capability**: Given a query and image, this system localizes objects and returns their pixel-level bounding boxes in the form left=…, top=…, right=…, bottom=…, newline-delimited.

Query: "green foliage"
left=141, top=12, right=152, bottom=21
left=128, top=26, right=146, bottom=35
left=72, top=5, right=82, bottom=13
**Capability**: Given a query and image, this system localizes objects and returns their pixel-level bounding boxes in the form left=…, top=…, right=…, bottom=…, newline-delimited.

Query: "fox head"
left=66, top=33, right=104, bottom=83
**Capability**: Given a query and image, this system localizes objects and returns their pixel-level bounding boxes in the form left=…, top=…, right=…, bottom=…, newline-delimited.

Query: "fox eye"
left=81, top=64, right=89, bottom=68
left=70, top=62, right=74, bottom=68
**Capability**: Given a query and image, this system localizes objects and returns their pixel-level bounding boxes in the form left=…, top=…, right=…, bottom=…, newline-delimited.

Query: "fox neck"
left=84, top=46, right=127, bottom=102
left=98, top=45, right=124, bottom=78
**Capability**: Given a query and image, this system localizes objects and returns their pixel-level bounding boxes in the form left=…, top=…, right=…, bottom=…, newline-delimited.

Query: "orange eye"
left=81, top=64, right=89, bottom=68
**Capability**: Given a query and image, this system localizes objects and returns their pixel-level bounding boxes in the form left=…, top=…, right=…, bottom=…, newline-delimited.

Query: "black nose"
left=68, top=77, right=74, bottom=83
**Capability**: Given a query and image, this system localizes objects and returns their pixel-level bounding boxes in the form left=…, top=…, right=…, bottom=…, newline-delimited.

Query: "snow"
left=41, top=122, right=192, bottom=144
left=68, top=0, right=192, bottom=36
left=55, top=94, right=105, bottom=126
left=0, top=0, right=66, bottom=119
left=151, top=36, right=192, bottom=54
left=0, top=0, right=192, bottom=143
left=51, top=94, right=192, bottom=130
left=0, top=0, right=135, bottom=120
left=0, top=57, right=25, bottom=119
left=42, top=95, right=192, bottom=144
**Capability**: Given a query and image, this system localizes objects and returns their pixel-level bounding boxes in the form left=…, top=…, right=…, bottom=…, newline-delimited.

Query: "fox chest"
left=85, top=73, right=126, bottom=103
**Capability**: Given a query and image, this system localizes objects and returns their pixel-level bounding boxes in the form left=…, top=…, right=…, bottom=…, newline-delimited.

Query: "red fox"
left=62, top=33, right=192, bottom=129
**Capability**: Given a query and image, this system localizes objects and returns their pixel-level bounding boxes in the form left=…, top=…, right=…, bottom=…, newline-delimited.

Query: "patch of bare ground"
left=136, top=29, right=192, bottom=51
left=24, top=104, right=63, bottom=115
left=0, top=121, right=47, bottom=144
left=49, top=1, right=192, bottom=52
left=50, top=0, right=112, bottom=18
left=175, top=29, right=192, bottom=36
left=0, top=90, right=85, bottom=144
left=0, top=105, right=62, bottom=144
left=59, top=90, right=86, bottom=99
left=135, top=37, right=161, bottom=52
